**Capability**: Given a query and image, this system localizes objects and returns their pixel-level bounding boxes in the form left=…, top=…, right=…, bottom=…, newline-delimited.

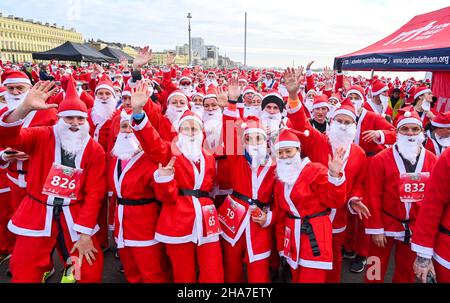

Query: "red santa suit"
left=424, top=130, right=448, bottom=157
left=411, top=148, right=450, bottom=282
left=131, top=111, right=224, bottom=283
left=365, top=108, right=438, bottom=283
left=287, top=98, right=367, bottom=282
left=217, top=108, right=277, bottom=283
left=273, top=129, right=347, bottom=283
left=0, top=80, right=106, bottom=283
left=110, top=142, right=172, bottom=282
left=423, top=112, right=450, bottom=157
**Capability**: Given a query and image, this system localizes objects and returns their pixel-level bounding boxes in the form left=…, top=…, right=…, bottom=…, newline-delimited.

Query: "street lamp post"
left=187, top=13, right=192, bottom=66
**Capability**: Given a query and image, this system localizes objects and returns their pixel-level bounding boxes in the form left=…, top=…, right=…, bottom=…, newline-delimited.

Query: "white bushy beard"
left=304, top=98, right=314, bottom=114
left=352, top=99, right=364, bottom=114
left=327, top=105, right=336, bottom=120
left=205, top=79, right=218, bottom=89
left=56, top=119, right=90, bottom=157
left=93, top=97, right=117, bottom=121
left=380, top=95, right=389, bottom=112
left=180, top=85, right=194, bottom=97
left=436, top=134, right=450, bottom=147
left=191, top=104, right=204, bottom=118
left=243, top=106, right=261, bottom=118
left=112, top=132, right=141, bottom=160
left=261, top=111, right=282, bottom=136
left=397, top=133, right=425, bottom=165
left=5, top=91, right=29, bottom=110
left=421, top=100, right=431, bottom=112
left=328, top=121, right=357, bottom=151
left=203, top=109, right=223, bottom=149
left=165, top=104, right=188, bottom=126
left=276, top=152, right=302, bottom=186
left=246, top=144, right=267, bottom=168
left=176, top=133, right=204, bottom=163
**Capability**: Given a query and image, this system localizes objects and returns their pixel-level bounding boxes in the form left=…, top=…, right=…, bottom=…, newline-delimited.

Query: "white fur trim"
left=414, top=89, right=432, bottom=100
left=3, top=78, right=31, bottom=85
left=203, top=94, right=217, bottom=100
left=153, top=170, right=174, bottom=183
left=299, top=258, right=333, bottom=270
left=373, top=130, right=385, bottom=145
left=168, top=92, right=187, bottom=101
left=178, top=115, right=203, bottom=129
left=130, top=113, right=149, bottom=131
left=333, top=109, right=356, bottom=121
left=433, top=253, right=450, bottom=269
left=95, top=84, right=116, bottom=96
left=333, top=226, right=347, bottom=234
left=372, top=86, right=388, bottom=96
left=431, top=121, right=450, bottom=128
left=365, top=228, right=385, bottom=235
left=397, top=117, right=422, bottom=129
left=122, top=91, right=131, bottom=97
left=328, top=172, right=346, bottom=186
left=312, top=102, right=330, bottom=110
left=0, top=109, right=25, bottom=127
left=244, top=128, right=267, bottom=137
left=223, top=107, right=240, bottom=118
left=261, top=210, right=272, bottom=228
left=411, top=243, right=434, bottom=259
left=58, top=110, right=88, bottom=118
left=346, top=89, right=364, bottom=100
left=347, top=197, right=362, bottom=215
left=274, top=140, right=300, bottom=151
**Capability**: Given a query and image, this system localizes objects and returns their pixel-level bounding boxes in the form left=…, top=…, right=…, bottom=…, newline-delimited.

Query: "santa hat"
left=312, top=95, right=330, bottom=110
left=414, top=85, right=432, bottom=100
left=346, top=85, right=366, bottom=101
left=0, top=86, right=6, bottom=97
left=1, top=70, right=31, bottom=86
left=177, top=110, right=203, bottom=130
left=332, top=98, right=357, bottom=121
left=328, top=95, right=341, bottom=104
left=371, top=80, right=389, bottom=96
left=122, top=85, right=132, bottom=97
left=262, top=91, right=285, bottom=112
left=58, top=76, right=88, bottom=118
left=394, top=106, right=422, bottom=129
left=273, top=128, right=309, bottom=151
left=242, top=116, right=267, bottom=138
left=167, top=90, right=188, bottom=102
left=113, top=81, right=122, bottom=90
left=191, top=92, right=205, bottom=100
left=179, top=69, right=193, bottom=83
left=95, top=74, right=116, bottom=96
left=242, top=85, right=255, bottom=96
left=431, top=112, right=450, bottom=128
left=203, top=86, right=217, bottom=101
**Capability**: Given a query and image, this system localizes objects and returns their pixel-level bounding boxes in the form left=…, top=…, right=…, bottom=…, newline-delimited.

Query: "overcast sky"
left=1, top=0, right=448, bottom=74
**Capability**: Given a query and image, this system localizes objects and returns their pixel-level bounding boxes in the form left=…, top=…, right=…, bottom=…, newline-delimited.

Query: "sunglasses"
left=180, top=82, right=191, bottom=86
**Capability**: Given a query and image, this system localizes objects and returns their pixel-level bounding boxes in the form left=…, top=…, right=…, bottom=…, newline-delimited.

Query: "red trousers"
left=365, top=237, right=416, bottom=283
left=221, top=236, right=270, bottom=283
left=165, top=241, right=224, bottom=283
left=96, top=197, right=109, bottom=250
left=326, top=232, right=346, bottom=283
left=435, top=259, right=450, bottom=283
left=118, top=244, right=172, bottom=283
left=10, top=217, right=103, bottom=283
left=0, top=189, right=15, bottom=255
left=291, top=266, right=328, bottom=283
left=344, top=214, right=370, bottom=257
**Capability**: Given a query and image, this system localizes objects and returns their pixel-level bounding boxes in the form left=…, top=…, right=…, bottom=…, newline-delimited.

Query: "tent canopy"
left=32, top=41, right=116, bottom=63
left=99, top=47, right=134, bottom=62
left=334, top=6, right=450, bottom=71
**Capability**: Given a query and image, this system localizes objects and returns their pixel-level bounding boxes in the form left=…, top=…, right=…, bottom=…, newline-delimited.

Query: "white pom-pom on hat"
left=404, top=111, right=412, bottom=118
left=303, top=130, right=310, bottom=137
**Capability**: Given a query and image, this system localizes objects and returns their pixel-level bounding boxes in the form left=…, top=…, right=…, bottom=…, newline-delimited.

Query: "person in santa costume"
left=284, top=68, right=370, bottom=282
left=364, top=106, right=438, bottom=283
left=109, top=110, right=172, bottom=283
left=0, top=78, right=106, bottom=283
left=238, top=85, right=260, bottom=118
left=190, top=91, right=205, bottom=118
left=260, top=91, right=290, bottom=149
left=412, top=85, right=436, bottom=125
left=273, top=128, right=348, bottom=283
left=129, top=81, right=224, bottom=283
left=364, top=80, right=393, bottom=119
left=309, top=95, right=330, bottom=134
left=411, top=147, right=450, bottom=283
left=423, top=112, right=450, bottom=157
left=216, top=93, right=279, bottom=282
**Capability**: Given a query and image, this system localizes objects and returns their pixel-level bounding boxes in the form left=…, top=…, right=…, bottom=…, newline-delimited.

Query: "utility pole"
left=244, top=12, right=247, bottom=67
left=187, top=13, right=192, bottom=66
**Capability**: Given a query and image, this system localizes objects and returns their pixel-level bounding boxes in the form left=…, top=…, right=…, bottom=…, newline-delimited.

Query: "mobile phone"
left=426, top=272, right=437, bottom=283
left=4, top=150, right=19, bottom=155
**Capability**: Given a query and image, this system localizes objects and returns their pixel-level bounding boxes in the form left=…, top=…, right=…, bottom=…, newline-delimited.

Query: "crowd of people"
left=0, top=47, right=448, bottom=283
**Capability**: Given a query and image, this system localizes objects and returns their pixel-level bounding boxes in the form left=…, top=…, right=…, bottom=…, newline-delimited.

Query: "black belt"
left=178, top=189, right=211, bottom=199
left=287, top=209, right=331, bottom=257
left=27, top=192, right=81, bottom=207
left=382, top=209, right=413, bottom=244
left=232, top=191, right=268, bottom=209
left=365, top=151, right=376, bottom=157
left=117, top=197, right=161, bottom=206
left=439, top=224, right=450, bottom=236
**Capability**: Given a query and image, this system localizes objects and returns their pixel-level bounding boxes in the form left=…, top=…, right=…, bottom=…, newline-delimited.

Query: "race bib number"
left=201, top=205, right=221, bottom=237
left=42, top=164, right=83, bottom=200
left=399, top=172, right=430, bottom=203
left=218, top=196, right=246, bottom=234
left=283, top=226, right=292, bottom=258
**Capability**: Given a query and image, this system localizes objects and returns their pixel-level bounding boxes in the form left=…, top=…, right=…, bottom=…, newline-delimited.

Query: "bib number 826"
left=50, top=176, right=76, bottom=190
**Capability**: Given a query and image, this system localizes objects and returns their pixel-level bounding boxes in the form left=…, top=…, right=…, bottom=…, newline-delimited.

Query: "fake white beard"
left=205, top=79, right=218, bottom=88
left=328, top=121, right=357, bottom=151
left=176, top=133, right=204, bottom=163
left=93, top=97, right=117, bottom=121
left=261, top=111, right=282, bottom=135
left=276, top=153, right=302, bottom=186
left=0, top=101, right=7, bottom=110
left=180, top=86, right=194, bottom=97
left=436, top=134, right=450, bottom=147
left=165, top=104, right=188, bottom=126
left=327, top=106, right=336, bottom=120
left=352, top=100, right=364, bottom=114
left=203, top=108, right=223, bottom=123
left=5, top=91, right=28, bottom=110
left=397, top=133, right=425, bottom=165
left=191, top=105, right=204, bottom=118
left=304, top=98, right=314, bottom=113
left=243, top=106, right=262, bottom=118
left=380, top=95, right=389, bottom=111
left=112, top=132, right=141, bottom=160
left=421, top=101, right=431, bottom=112
left=56, top=119, right=90, bottom=157
left=246, top=144, right=267, bottom=168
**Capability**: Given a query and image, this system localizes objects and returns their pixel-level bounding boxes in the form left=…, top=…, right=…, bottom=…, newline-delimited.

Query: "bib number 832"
left=50, top=176, right=76, bottom=190
left=404, top=183, right=425, bottom=193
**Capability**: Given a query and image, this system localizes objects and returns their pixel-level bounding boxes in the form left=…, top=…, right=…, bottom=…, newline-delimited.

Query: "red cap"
left=58, top=76, right=88, bottom=118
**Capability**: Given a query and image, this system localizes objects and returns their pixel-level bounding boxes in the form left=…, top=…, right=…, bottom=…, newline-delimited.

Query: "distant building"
left=0, top=12, right=83, bottom=62
left=191, top=37, right=205, bottom=59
